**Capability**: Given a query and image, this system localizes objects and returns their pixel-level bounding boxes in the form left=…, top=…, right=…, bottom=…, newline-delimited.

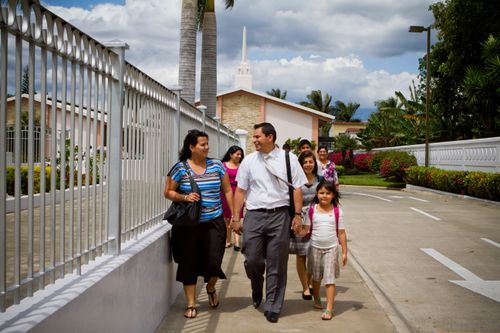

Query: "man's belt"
left=249, top=206, right=289, bottom=213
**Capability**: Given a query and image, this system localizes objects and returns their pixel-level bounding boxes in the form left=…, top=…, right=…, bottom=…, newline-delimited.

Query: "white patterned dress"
left=289, top=178, right=320, bottom=255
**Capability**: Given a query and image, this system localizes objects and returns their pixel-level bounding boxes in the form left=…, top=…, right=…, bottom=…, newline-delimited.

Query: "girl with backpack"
left=305, top=180, right=347, bottom=320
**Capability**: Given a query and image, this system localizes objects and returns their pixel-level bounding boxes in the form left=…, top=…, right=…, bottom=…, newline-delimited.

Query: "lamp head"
left=409, top=25, right=426, bottom=33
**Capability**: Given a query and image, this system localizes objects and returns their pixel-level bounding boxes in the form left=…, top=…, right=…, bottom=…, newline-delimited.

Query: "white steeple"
left=234, top=26, right=253, bottom=90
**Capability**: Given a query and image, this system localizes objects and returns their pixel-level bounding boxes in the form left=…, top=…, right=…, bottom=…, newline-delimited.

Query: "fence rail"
left=0, top=0, right=238, bottom=312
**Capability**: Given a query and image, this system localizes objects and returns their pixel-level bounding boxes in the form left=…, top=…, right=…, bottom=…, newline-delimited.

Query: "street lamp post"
left=409, top=25, right=431, bottom=167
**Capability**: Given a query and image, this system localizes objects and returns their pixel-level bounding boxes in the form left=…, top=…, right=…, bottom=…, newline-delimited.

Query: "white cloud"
left=217, top=55, right=416, bottom=107
left=47, top=0, right=429, bottom=108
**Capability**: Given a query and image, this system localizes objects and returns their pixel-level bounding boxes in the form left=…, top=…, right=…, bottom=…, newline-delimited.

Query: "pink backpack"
left=304, top=204, right=339, bottom=241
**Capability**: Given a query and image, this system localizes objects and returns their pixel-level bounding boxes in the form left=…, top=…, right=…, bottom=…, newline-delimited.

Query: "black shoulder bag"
left=285, top=152, right=296, bottom=238
left=163, top=162, right=201, bottom=227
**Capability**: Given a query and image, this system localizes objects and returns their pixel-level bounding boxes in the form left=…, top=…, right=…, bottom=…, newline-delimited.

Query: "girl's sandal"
left=206, top=287, right=220, bottom=308
left=184, top=306, right=198, bottom=319
left=313, top=296, right=323, bottom=310
left=321, top=309, right=334, bottom=320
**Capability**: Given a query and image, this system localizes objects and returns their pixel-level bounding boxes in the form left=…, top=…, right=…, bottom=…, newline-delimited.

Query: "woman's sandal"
left=313, top=296, right=323, bottom=310
left=206, top=287, right=220, bottom=308
left=184, top=306, right=198, bottom=319
left=321, top=309, right=334, bottom=320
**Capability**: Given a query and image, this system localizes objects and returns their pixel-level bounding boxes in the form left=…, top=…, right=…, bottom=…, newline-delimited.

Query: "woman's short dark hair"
left=222, top=145, right=244, bottom=163
left=317, top=145, right=328, bottom=153
left=298, top=139, right=312, bottom=150
left=179, top=129, right=209, bottom=161
left=298, top=150, right=318, bottom=176
left=314, top=179, right=340, bottom=206
left=254, top=122, right=277, bottom=143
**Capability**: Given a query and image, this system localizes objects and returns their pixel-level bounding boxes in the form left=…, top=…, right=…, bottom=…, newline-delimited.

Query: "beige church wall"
left=265, top=101, right=313, bottom=148
left=219, top=92, right=262, bottom=154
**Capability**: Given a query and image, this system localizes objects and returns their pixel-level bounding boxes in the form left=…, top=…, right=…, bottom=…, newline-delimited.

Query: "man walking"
left=232, top=122, right=307, bottom=323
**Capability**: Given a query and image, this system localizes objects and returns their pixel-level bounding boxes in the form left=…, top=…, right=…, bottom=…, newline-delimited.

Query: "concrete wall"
left=0, top=223, right=181, bottom=333
left=266, top=101, right=313, bottom=148
left=372, top=136, right=500, bottom=173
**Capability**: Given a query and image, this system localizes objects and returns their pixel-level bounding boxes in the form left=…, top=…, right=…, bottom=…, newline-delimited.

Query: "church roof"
left=217, top=88, right=336, bottom=121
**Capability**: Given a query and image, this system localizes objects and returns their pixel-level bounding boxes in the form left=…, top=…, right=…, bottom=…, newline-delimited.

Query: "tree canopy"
left=425, top=0, right=500, bottom=140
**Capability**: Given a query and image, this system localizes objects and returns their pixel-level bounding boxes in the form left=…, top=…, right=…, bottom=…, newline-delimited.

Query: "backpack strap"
left=306, top=204, right=339, bottom=239
left=334, top=205, right=339, bottom=238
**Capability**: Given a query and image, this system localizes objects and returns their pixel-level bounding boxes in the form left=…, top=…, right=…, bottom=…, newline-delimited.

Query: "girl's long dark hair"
left=179, top=129, right=209, bottom=161
left=298, top=150, right=318, bottom=176
left=314, top=179, right=340, bottom=207
left=221, top=145, right=244, bottom=163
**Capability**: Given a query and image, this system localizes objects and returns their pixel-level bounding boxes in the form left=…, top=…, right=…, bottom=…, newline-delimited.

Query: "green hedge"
left=405, top=166, right=500, bottom=202
left=5, top=166, right=91, bottom=196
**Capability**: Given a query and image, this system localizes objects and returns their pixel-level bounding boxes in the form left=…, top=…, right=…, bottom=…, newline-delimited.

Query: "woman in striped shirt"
left=165, top=129, right=234, bottom=319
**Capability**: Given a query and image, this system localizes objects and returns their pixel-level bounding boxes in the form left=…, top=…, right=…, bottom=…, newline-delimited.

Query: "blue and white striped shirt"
left=168, top=159, right=225, bottom=223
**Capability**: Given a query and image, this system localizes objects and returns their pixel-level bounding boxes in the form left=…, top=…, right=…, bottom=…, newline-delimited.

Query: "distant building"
left=6, top=94, right=106, bottom=163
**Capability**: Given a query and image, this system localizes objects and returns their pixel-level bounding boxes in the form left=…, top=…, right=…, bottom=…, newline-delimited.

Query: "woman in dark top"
left=164, top=130, right=234, bottom=319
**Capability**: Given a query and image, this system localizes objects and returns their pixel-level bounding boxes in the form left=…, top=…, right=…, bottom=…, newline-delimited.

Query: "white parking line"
left=348, top=192, right=392, bottom=202
left=481, top=238, right=500, bottom=249
left=410, top=207, right=441, bottom=221
left=409, top=196, right=429, bottom=202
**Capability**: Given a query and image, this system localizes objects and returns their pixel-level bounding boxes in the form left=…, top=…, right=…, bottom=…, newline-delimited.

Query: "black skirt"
left=171, top=216, right=227, bottom=285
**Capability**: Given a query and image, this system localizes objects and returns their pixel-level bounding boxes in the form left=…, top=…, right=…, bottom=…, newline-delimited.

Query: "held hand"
left=291, top=215, right=302, bottom=234
left=185, top=193, right=200, bottom=202
left=231, top=220, right=243, bottom=235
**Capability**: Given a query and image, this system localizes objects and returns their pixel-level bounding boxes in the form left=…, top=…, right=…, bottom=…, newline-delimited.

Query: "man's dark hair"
left=254, top=122, right=277, bottom=143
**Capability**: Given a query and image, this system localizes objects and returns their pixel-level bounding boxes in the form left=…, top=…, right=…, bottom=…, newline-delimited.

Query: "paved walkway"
left=156, top=245, right=396, bottom=333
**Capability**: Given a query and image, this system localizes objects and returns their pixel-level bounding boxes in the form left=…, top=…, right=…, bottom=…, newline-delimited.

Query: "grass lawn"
left=339, top=173, right=405, bottom=188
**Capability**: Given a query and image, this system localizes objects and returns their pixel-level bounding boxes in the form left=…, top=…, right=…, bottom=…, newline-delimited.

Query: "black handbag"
left=164, top=162, right=201, bottom=227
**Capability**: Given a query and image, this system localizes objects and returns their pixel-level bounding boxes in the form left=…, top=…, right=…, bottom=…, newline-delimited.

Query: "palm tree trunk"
left=200, top=9, right=217, bottom=118
left=178, top=0, right=197, bottom=104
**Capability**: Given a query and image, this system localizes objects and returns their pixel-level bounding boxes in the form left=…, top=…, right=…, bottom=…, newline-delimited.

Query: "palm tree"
left=334, top=134, right=359, bottom=166
left=199, top=0, right=235, bottom=118
left=300, top=90, right=334, bottom=135
left=178, top=0, right=198, bottom=104
left=266, top=88, right=287, bottom=100
left=332, top=100, right=360, bottom=122
left=299, top=90, right=334, bottom=114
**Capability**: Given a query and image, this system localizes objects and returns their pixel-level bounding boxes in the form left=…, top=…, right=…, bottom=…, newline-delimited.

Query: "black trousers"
left=171, top=216, right=227, bottom=285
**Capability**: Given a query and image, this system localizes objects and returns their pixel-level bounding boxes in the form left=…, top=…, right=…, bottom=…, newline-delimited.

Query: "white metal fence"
left=0, top=0, right=239, bottom=312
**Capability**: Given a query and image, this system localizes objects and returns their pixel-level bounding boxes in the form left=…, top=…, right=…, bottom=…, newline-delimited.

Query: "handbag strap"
left=182, top=161, right=200, bottom=193
left=285, top=151, right=294, bottom=208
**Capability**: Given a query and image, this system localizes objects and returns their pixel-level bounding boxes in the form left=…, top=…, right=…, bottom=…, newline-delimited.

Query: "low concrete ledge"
left=0, top=222, right=181, bottom=333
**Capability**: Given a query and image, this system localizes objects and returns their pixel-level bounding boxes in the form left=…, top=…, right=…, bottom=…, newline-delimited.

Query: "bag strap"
left=182, top=161, right=200, bottom=193
left=285, top=152, right=294, bottom=208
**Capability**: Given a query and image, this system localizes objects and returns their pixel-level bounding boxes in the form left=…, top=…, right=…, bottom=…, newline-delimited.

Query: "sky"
left=41, top=0, right=437, bottom=116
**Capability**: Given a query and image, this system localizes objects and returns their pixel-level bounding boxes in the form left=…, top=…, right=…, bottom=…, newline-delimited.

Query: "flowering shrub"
left=328, top=152, right=343, bottom=165
left=405, top=166, right=500, bottom=201
left=353, top=153, right=374, bottom=172
left=378, top=152, right=417, bottom=181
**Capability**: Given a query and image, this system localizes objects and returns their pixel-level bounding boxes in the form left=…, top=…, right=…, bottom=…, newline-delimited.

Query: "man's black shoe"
left=252, top=291, right=262, bottom=308
left=264, top=311, right=279, bottom=323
